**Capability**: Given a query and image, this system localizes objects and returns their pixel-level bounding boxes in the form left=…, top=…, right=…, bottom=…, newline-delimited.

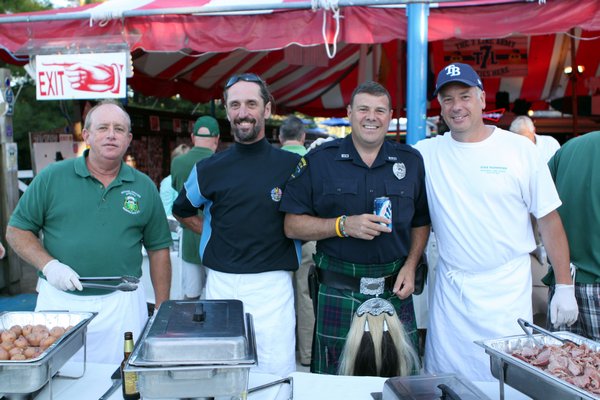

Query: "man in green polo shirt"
left=6, top=100, right=172, bottom=365
left=171, top=116, right=220, bottom=299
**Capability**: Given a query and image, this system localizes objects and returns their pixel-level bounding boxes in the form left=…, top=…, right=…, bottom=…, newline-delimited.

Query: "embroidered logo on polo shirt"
left=393, top=162, right=406, bottom=180
left=122, top=190, right=141, bottom=214
left=271, top=187, right=283, bottom=202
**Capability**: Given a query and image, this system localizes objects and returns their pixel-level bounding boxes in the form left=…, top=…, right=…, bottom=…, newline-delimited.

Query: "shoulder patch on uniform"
left=289, top=157, right=307, bottom=180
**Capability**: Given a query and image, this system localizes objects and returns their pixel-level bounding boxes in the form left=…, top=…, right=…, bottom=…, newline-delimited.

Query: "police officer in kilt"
left=280, top=81, right=430, bottom=374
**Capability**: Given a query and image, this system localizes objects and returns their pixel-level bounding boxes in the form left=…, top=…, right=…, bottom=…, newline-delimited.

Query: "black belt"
left=316, top=268, right=397, bottom=295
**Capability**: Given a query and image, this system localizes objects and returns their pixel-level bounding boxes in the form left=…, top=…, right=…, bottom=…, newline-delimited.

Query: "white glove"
left=550, top=284, right=579, bottom=328
left=42, top=260, right=83, bottom=291
left=307, top=136, right=335, bottom=151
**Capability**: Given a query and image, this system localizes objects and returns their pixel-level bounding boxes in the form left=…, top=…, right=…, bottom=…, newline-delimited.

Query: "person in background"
left=280, top=81, right=430, bottom=375
left=124, top=153, right=137, bottom=169
left=509, top=114, right=561, bottom=325
left=172, top=73, right=300, bottom=377
left=160, top=144, right=190, bottom=216
left=415, top=63, right=577, bottom=381
left=6, top=100, right=172, bottom=364
left=509, top=115, right=560, bottom=163
left=546, top=131, right=600, bottom=340
left=170, top=116, right=220, bottom=300
left=278, top=115, right=316, bottom=368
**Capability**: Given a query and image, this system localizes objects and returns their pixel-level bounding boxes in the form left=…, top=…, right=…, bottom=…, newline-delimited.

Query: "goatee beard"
left=232, top=118, right=262, bottom=143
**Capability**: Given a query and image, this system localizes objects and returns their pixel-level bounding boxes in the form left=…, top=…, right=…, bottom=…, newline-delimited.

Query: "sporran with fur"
left=338, top=298, right=419, bottom=377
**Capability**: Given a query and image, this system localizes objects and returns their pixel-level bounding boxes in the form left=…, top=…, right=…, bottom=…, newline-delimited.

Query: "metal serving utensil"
left=98, top=367, right=122, bottom=400
left=80, top=281, right=138, bottom=292
left=517, top=318, right=577, bottom=345
left=79, top=275, right=140, bottom=284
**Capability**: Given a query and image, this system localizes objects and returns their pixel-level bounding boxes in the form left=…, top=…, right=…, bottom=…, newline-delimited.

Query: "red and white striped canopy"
left=0, top=0, right=599, bottom=116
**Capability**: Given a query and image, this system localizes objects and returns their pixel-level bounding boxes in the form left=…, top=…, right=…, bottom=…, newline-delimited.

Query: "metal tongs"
left=80, top=275, right=139, bottom=292
left=517, top=318, right=577, bottom=346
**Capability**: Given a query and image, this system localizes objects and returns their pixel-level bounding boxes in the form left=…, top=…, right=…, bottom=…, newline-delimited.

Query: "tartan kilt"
left=311, top=253, right=418, bottom=375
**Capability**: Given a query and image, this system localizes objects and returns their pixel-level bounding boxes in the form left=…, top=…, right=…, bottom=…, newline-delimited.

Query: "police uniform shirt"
left=280, top=135, right=430, bottom=265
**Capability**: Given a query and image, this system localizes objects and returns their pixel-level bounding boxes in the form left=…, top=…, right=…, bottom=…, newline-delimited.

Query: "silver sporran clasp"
left=360, top=276, right=385, bottom=296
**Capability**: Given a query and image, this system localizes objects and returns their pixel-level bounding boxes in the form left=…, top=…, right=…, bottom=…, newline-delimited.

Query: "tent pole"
left=405, top=2, right=429, bottom=145
left=0, top=0, right=501, bottom=24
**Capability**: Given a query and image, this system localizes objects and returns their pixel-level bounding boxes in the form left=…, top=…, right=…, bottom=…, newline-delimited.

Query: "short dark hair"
left=350, top=81, right=392, bottom=109
left=223, top=73, right=274, bottom=109
left=279, top=116, right=305, bottom=142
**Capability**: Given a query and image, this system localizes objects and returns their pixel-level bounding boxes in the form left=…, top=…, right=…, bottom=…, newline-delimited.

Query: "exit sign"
left=35, top=52, right=127, bottom=100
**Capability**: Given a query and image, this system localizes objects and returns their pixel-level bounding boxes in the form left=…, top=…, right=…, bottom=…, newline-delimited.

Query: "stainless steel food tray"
left=382, top=373, right=491, bottom=400
left=0, top=311, right=96, bottom=396
left=126, top=310, right=257, bottom=399
left=131, top=299, right=250, bottom=365
left=476, top=331, right=600, bottom=400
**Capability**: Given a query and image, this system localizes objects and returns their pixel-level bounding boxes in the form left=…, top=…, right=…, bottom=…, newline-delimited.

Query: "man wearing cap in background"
left=414, top=63, right=578, bottom=381
left=170, top=116, right=220, bottom=300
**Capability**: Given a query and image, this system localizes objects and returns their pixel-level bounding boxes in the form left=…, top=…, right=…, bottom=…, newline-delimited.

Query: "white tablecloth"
left=29, top=362, right=532, bottom=400
left=33, top=362, right=287, bottom=400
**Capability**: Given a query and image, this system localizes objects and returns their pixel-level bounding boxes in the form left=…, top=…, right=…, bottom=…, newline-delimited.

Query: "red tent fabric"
left=0, top=0, right=599, bottom=116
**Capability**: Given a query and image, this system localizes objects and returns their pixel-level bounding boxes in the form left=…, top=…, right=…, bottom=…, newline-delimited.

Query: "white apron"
left=36, top=279, right=148, bottom=365
left=206, top=269, right=296, bottom=377
left=424, top=254, right=533, bottom=381
left=181, top=259, right=205, bottom=299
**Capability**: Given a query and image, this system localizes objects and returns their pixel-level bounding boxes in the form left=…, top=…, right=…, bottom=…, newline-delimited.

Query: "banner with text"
left=443, top=37, right=528, bottom=78
left=36, top=52, right=127, bottom=100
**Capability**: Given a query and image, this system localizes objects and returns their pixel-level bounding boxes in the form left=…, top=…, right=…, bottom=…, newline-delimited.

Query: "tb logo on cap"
left=445, top=64, right=462, bottom=77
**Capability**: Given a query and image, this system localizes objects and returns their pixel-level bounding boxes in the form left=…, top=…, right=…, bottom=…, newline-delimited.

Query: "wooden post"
left=0, top=68, right=24, bottom=293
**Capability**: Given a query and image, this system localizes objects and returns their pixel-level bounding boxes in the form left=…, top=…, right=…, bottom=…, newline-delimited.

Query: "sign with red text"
left=36, top=52, right=127, bottom=100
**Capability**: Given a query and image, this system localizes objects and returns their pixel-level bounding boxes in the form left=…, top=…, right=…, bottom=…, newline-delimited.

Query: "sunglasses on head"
left=225, top=73, right=265, bottom=89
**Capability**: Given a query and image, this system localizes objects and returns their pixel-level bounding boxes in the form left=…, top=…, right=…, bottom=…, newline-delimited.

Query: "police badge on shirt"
left=393, top=162, right=406, bottom=180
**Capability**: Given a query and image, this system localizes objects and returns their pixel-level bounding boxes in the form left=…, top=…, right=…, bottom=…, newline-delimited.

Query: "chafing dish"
left=0, top=311, right=96, bottom=397
left=125, top=299, right=257, bottom=399
left=476, top=330, right=600, bottom=400
left=382, top=373, right=491, bottom=400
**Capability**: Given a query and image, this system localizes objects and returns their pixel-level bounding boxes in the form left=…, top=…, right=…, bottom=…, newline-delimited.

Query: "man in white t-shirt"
left=415, top=63, right=578, bottom=381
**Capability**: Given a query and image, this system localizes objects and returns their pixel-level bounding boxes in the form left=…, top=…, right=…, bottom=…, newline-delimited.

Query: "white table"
left=33, top=362, right=287, bottom=400
left=30, top=362, right=532, bottom=400
left=289, top=372, right=531, bottom=400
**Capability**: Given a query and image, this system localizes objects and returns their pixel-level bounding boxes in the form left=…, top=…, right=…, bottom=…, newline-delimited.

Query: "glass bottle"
left=121, top=331, right=140, bottom=399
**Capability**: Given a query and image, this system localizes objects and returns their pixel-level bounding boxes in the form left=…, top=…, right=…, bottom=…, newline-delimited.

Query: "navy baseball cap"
left=433, top=63, right=483, bottom=96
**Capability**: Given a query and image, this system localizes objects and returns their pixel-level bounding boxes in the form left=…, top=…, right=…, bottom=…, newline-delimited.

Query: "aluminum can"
left=373, top=196, right=392, bottom=229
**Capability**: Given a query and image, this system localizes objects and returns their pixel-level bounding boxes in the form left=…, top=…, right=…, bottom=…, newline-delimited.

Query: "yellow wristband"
left=335, top=216, right=343, bottom=238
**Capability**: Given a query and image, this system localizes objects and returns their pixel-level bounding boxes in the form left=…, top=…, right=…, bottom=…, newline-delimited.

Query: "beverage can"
left=373, top=196, right=392, bottom=229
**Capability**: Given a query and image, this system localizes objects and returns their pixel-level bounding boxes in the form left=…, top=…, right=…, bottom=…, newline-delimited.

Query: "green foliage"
left=0, top=0, right=51, bottom=14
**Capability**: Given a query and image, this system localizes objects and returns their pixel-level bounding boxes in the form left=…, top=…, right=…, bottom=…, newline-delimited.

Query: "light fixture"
left=564, top=65, right=585, bottom=75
